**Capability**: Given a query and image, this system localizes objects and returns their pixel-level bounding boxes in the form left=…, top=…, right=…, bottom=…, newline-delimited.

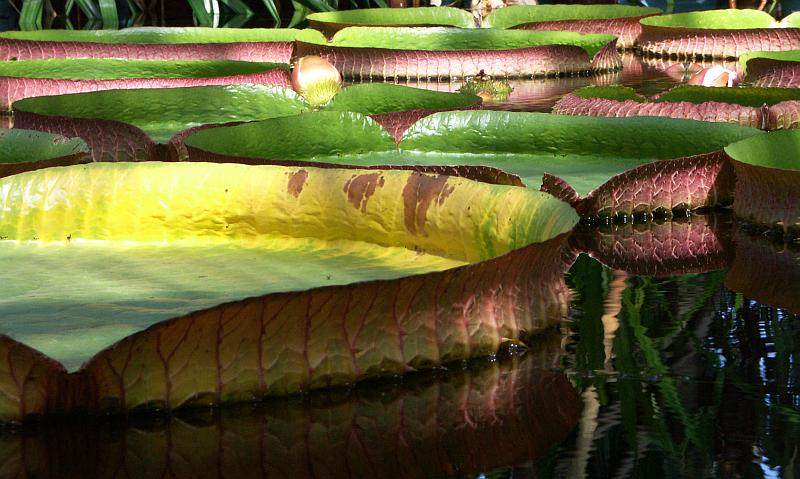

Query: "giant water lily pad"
left=638, top=10, right=800, bottom=58
left=723, top=130, right=800, bottom=235
left=294, top=27, right=622, bottom=79
left=13, top=83, right=480, bottom=162
left=553, top=85, right=800, bottom=130
left=184, top=110, right=761, bottom=217
left=308, top=7, right=476, bottom=37
left=740, top=50, right=800, bottom=87
left=14, top=84, right=304, bottom=162
left=0, top=59, right=289, bottom=113
left=0, top=27, right=300, bottom=62
left=0, top=161, right=577, bottom=420
left=483, top=5, right=661, bottom=48
left=0, top=128, right=88, bottom=178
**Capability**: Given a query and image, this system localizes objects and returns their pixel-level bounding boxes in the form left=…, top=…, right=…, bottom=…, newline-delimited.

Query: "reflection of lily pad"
left=723, top=130, right=800, bottom=235
left=295, top=27, right=622, bottom=79
left=184, top=110, right=761, bottom=216
left=0, top=59, right=289, bottom=112
left=0, top=128, right=88, bottom=178
left=308, top=7, right=476, bottom=37
left=0, top=161, right=576, bottom=419
left=639, top=10, right=800, bottom=58
left=14, top=84, right=479, bottom=162
left=0, top=332, right=581, bottom=471
left=0, top=27, right=301, bottom=62
left=554, top=85, right=800, bottom=130
left=484, top=5, right=661, bottom=48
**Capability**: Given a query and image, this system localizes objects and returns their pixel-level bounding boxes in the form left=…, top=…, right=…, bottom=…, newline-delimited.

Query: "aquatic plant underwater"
left=0, top=3, right=799, bottom=478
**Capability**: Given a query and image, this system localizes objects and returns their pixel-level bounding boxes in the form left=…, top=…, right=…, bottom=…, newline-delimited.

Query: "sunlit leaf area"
left=0, top=1, right=798, bottom=477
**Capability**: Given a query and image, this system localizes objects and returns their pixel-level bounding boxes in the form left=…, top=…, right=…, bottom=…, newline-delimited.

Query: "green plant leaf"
left=307, top=7, right=476, bottom=30
left=0, top=161, right=577, bottom=377
left=0, top=128, right=88, bottom=175
left=483, top=4, right=661, bottom=29
left=15, top=84, right=304, bottom=143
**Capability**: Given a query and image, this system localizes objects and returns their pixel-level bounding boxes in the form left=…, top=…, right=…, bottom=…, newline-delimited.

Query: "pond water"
left=1, top=6, right=799, bottom=479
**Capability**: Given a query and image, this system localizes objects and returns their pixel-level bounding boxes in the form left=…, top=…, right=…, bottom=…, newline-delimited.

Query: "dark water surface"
left=1, top=9, right=799, bottom=479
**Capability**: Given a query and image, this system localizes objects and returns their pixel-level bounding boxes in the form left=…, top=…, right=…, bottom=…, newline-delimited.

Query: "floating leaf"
left=308, top=7, right=476, bottom=37
left=184, top=110, right=762, bottom=217
left=723, top=130, right=800, bottom=235
left=0, top=161, right=577, bottom=419
left=483, top=5, right=661, bottom=48
left=554, top=85, right=800, bottom=130
left=740, top=50, right=800, bottom=87
left=294, top=27, right=622, bottom=79
left=0, top=128, right=89, bottom=178
left=639, top=10, right=800, bottom=58
left=0, top=27, right=301, bottom=62
left=0, top=59, right=290, bottom=112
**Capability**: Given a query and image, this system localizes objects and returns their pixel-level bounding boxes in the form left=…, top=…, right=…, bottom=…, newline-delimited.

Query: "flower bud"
left=291, top=56, right=342, bottom=108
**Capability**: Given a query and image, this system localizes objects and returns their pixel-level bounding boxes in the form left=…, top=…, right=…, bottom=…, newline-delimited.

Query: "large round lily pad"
left=184, top=109, right=762, bottom=217
left=0, top=161, right=577, bottom=420
left=483, top=5, right=661, bottom=48
left=308, top=7, right=476, bottom=37
left=0, top=128, right=88, bottom=178
left=294, top=27, right=622, bottom=79
left=553, top=85, right=800, bottom=130
left=13, top=83, right=480, bottom=162
left=0, top=27, right=301, bottom=62
left=740, top=50, right=800, bottom=87
left=13, top=84, right=305, bottom=162
left=638, top=10, right=800, bottom=58
left=723, top=130, right=800, bottom=235
left=0, top=59, right=289, bottom=113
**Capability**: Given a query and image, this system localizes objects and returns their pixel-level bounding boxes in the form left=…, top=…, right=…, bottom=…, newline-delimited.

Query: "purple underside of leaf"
left=13, top=110, right=159, bottom=162
left=572, top=219, right=732, bottom=277
left=747, top=59, right=800, bottom=87
left=637, top=26, right=800, bottom=58
left=0, top=39, right=295, bottom=62
left=541, top=151, right=733, bottom=218
left=0, top=338, right=580, bottom=478
left=186, top=146, right=525, bottom=187
left=514, top=16, right=654, bottom=49
left=0, top=69, right=290, bottom=113
left=732, top=160, right=800, bottom=234
left=0, top=234, right=574, bottom=420
left=553, top=93, right=767, bottom=129
left=294, top=42, right=621, bottom=79
left=0, top=153, right=90, bottom=179
left=726, top=230, right=800, bottom=315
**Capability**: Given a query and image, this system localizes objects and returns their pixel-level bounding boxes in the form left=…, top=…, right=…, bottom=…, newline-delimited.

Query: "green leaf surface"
left=0, top=27, right=302, bottom=43
left=325, top=83, right=480, bottom=115
left=0, top=161, right=577, bottom=370
left=307, top=7, right=476, bottom=28
left=724, top=129, right=800, bottom=171
left=185, top=110, right=761, bottom=197
left=640, top=9, right=777, bottom=30
left=0, top=128, right=87, bottom=164
left=0, top=59, right=287, bottom=81
left=483, top=5, right=661, bottom=29
left=296, top=27, right=615, bottom=57
left=14, top=85, right=305, bottom=143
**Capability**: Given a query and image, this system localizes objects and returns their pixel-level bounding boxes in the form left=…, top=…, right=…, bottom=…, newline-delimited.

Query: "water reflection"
left=0, top=334, right=581, bottom=478
left=550, top=216, right=800, bottom=478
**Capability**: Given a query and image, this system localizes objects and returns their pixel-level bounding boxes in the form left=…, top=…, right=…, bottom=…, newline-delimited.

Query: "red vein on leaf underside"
left=392, top=286, right=406, bottom=371
left=6, top=344, right=22, bottom=418
left=305, top=291, right=335, bottom=383
left=352, top=288, right=377, bottom=373
left=340, top=287, right=359, bottom=378
left=104, top=339, right=134, bottom=412
left=157, top=314, right=195, bottom=409
left=399, top=280, right=425, bottom=367
left=259, top=296, right=290, bottom=397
